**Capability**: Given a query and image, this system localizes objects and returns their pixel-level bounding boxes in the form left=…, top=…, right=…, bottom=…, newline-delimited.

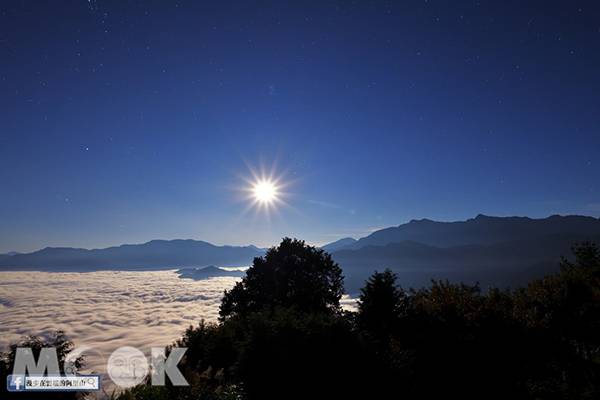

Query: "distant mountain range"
left=0, top=240, right=263, bottom=271
left=2, top=215, right=600, bottom=293
left=334, top=214, right=600, bottom=249
left=324, top=214, right=600, bottom=292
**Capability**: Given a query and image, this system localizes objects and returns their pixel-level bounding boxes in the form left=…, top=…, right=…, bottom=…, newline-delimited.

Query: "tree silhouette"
left=220, top=238, right=344, bottom=319
left=357, top=269, right=406, bottom=343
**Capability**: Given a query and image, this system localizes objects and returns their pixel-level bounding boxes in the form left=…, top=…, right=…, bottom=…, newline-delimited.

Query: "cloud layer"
left=0, top=270, right=357, bottom=390
left=0, top=271, right=240, bottom=376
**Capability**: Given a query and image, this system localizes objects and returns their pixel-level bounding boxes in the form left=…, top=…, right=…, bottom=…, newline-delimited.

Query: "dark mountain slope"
left=334, top=233, right=600, bottom=293
left=351, top=214, right=600, bottom=248
left=321, top=237, right=357, bottom=253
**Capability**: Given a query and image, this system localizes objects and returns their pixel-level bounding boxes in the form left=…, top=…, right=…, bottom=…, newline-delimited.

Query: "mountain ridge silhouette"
left=2, top=215, right=600, bottom=291
left=337, top=214, right=600, bottom=250
left=0, top=239, right=263, bottom=270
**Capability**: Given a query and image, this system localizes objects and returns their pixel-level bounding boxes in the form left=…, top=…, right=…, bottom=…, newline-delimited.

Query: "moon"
left=252, top=179, right=278, bottom=204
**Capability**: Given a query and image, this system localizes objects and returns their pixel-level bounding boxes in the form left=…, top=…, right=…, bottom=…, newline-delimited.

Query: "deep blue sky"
left=1, top=1, right=600, bottom=252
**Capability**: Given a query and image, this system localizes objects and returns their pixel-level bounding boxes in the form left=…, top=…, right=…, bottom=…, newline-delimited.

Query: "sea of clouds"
left=0, top=271, right=237, bottom=373
left=0, top=270, right=356, bottom=396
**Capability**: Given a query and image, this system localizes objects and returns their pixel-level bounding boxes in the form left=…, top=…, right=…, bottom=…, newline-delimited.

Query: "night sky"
left=1, top=1, right=600, bottom=253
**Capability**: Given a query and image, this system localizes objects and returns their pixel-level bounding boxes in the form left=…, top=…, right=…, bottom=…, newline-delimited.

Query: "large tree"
left=219, top=238, right=344, bottom=319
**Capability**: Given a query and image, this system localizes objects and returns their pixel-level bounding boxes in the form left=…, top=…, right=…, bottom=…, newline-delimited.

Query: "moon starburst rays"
left=238, top=164, right=291, bottom=217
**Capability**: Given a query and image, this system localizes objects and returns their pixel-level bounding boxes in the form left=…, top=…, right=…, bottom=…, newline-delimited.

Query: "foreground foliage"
left=2, top=239, right=598, bottom=399
left=0, top=331, right=85, bottom=399
left=115, top=239, right=599, bottom=399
